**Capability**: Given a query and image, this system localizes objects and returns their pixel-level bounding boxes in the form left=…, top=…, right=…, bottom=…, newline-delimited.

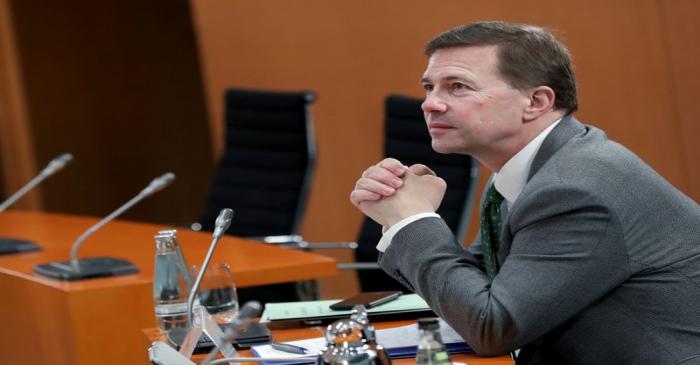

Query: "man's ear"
left=523, top=86, right=556, bottom=121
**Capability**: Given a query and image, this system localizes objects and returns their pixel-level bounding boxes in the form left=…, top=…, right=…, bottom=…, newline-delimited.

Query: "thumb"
left=422, top=174, right=447, bottom=190
left=409, top=163, right=436, bottom=176
left=404, top=169, right=447, bottom=190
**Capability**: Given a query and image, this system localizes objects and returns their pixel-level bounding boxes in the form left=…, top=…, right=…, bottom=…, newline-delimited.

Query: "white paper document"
left=260, top=293, right=430, bottom=322
left=252, top=318, right=467, bottom=361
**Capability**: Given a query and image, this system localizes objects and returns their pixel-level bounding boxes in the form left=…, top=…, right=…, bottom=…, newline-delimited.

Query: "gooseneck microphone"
left=68, top=172, right=175, bottom=270
left=187, top=208, right=234, bottom=327
left=212, top=208, right=234, bottom=240
left=0, top=153, right=74, bottom=212
left=219, top=301, right=262, bottom=341
left=201, top=301, right=262, bottom=365
left=0, top=153, right=74, bottom=255
left=33, top=172, right=176, bottom=281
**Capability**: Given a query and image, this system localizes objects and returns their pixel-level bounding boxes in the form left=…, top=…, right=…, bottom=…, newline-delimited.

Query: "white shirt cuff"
left=376, top=212, right=441, bottom=252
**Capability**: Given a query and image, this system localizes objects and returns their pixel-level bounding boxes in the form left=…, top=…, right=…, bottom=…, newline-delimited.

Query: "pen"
left=270, top=343, right=309, bottom=354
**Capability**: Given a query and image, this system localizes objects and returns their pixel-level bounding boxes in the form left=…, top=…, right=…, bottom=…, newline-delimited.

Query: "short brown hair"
left=425, top=21, right=578, bottom=113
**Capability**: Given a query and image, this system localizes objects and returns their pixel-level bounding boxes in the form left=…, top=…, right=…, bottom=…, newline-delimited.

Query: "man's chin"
left=431, top=141, right=460, bottom=155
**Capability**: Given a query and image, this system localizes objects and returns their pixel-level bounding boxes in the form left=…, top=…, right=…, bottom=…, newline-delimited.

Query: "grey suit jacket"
left=378, top=116, right=700, bottom=365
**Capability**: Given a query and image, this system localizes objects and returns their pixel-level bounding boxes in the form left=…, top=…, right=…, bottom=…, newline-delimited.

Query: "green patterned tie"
left=480, top=183, right=505, bottom=279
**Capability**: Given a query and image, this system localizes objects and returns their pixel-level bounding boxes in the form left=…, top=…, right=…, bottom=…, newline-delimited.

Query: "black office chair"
left=199, top=87, right=317, bottom=303
left=351, top=94, right=480, bottom=293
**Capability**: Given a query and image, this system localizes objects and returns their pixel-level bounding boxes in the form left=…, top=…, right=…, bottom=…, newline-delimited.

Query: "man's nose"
left=422, top=93, right=447, bottom=114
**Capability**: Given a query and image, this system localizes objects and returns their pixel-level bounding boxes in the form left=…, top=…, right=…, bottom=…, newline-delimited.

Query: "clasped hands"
left=350, top=158, right=447, bottom=228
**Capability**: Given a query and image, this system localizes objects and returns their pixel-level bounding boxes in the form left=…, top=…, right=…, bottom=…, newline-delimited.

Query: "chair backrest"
left=355, top=94, right=480, bottom=292
left=199, top=88, right=317, bottom=237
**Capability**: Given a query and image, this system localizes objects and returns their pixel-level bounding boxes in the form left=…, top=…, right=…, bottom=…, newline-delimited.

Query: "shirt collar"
left=493, top=118, right=562, bottom=207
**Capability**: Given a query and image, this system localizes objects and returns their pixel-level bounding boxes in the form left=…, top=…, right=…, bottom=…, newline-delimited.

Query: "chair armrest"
left=259, top=234, right=304, bottom=244
left=267, top=238, right=359, bottom=250
left=305, top=242, right=358, bottom=250
left=337, top=262, right=380, bottom=270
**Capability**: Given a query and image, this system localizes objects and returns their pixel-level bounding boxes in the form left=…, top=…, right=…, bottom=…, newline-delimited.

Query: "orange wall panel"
left=660, top=0, right=700, bottom=199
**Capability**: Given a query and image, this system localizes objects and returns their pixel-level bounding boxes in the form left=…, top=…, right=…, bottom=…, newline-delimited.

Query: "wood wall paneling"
left=660, top=0, right=700, bottom=200
left=8, top=0, right=212, bottom=224
left=0, top=0, right=41, bottom=209
left=0, top=149, right=4, bottom=199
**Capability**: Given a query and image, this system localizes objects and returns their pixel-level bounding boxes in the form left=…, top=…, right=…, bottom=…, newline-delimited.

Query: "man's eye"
left=452, top=83, right=468, bottom=90
left=422, top=84, right=434, bottom=92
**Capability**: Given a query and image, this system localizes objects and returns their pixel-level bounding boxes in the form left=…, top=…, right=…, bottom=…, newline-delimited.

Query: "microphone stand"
left=178, top=209, right=237, bottom=360
left=0, top=153, right=73, bottom=255
left=32, top=172, right=175, bottom=281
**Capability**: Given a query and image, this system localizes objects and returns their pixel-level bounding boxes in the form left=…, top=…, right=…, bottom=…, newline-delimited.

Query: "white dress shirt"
left=376, top=119, right=562, bottom=252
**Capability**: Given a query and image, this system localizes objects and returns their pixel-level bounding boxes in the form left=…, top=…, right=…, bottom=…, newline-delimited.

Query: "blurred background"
left=1, top=0, right=698, bottom=298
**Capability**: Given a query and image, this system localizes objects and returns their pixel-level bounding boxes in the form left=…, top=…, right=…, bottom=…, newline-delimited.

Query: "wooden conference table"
left=144, top=319, right=513, bottom=364
left=0, top=210, right=337, bottom=365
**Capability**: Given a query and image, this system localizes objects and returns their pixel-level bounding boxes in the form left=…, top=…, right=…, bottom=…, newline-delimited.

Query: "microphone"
left=220, top=301, right=262, bottom=341
left=201, top=301, right=262, bottom=365
left=213, top=208, right=234, bottom=240
left=170, top=209, right=237, bottom=360
left=0, top=153, right=74, bottom=212
left=0, top=153, right=74, bottom=255
left=32, top=172, right=176, bottom=281
left=187, top=208, right=234, bottom=327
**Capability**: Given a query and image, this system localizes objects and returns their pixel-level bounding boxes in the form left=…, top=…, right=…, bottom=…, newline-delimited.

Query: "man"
left=350, top=21, right=700, bottom=364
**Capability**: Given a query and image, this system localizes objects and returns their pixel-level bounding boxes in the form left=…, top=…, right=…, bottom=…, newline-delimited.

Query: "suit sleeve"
left=378, top=185, right=630, bottom=355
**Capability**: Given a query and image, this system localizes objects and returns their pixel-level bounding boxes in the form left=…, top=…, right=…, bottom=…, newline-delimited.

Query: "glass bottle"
left=158, top=229, right=193, bottom=287
left=415, top=318, right=452, bottom=365
left=153, top=230, right=191, bottom=332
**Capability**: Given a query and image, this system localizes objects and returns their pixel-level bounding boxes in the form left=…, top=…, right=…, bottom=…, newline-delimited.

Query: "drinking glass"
left=195, top=263, right=239, bottom=324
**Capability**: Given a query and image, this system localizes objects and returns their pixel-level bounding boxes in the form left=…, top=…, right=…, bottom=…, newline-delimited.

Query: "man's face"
left=420, top=45, right=529, bottom=158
